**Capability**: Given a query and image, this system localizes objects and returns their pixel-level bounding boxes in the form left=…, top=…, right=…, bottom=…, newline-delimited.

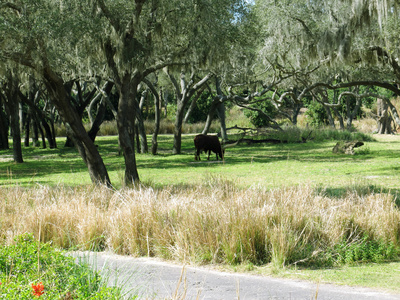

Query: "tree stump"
left=332, top=141, right=364, bottom=155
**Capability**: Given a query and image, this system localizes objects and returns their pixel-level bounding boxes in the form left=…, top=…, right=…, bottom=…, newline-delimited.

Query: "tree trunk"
left=42, top=66, right=111, bottom=185
left=376, top=98, right=393, bottom=134
left=324, top=105, right=336, bottom=129
left=183, top=87, right=205, bottom=123
left=34, top=119, right=46, bottom=148
left=136, top=90, right=148, bottom=153
left=0, top=100, right=9, bottom=150
left=202, top=97, right=220, bottom=134
left=24, top=113, right=31, bottom=147
left=18, top=88, right=56, bottom=148
left=152, top=89, right=161, bottom=155
left=19, top=103, right=24, bottom=138
left=4, top=73, right=23, bottom=163
left=173, top=101, right=185, bottom=154
left=166, top=71, right=212, bottom=154
left=291, top=102, right=302, bottom=126
left=10, top=104, right=23, bottom=163
left=385, top=98, right=400, bottom=128
left=217, top=102, right=228, bottom=142
left=143, top=78, right=161, bottom=155
left=116, top=74, right=141, bottom=185
left=87, top=81, right=114, bottom=142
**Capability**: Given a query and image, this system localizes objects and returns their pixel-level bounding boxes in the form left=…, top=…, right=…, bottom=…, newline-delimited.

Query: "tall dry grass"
left=1, top=180, right=399, bottom=268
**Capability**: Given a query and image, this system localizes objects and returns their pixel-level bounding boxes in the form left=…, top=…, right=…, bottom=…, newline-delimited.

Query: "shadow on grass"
left=2, top=134, right=400, bottom=191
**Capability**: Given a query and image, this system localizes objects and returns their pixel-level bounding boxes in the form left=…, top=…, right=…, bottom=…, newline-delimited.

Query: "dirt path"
left=74, top=251, right=400, bottom=300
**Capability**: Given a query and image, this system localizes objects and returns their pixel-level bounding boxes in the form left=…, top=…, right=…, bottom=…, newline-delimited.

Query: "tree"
left=87, top=81, right=114, bottom=142
left=376, top=98, right=394, bottom=134
left=251, top=0, right=400, bottom=130
left=18, top=78, right=57, bottom=149
left=0, top=1, right=111, bottom=185
left=0, top=96, right=9, bottom=150
left=93, top=0, right=247, bottom=183
left=164, top=69, right=213, bottom=154
left=143, top=77, right=162, bottom=155
left=0, top=69, right=23, bottom=162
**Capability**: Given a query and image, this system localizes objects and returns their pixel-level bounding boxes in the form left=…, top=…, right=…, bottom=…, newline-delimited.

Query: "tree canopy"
left=2, top=0, right=400, bottom=185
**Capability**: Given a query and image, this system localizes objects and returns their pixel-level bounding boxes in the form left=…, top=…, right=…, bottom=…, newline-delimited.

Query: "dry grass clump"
left=0, top=180, right=399, bottom=268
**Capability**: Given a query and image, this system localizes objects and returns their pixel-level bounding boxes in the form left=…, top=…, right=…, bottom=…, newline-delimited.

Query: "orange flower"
left=32, top=282, right=44, bottom=297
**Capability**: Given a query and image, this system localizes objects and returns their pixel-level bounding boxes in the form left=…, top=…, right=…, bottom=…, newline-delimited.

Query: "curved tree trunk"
left=166, top=70, right=212, bottom=154
left=202, top=97, right=219, bottom=135
left=42, top=66, right=111, bottom=186
left=88, top=81, right=114, bottom=142
left=183, top=87, right=205, bottom=124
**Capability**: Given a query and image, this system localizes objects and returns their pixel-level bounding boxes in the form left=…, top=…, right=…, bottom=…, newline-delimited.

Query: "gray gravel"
left=73, top=251, right=400, bottom=300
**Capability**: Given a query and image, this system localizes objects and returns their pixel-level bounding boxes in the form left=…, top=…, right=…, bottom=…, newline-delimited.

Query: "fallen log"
left=332, top=141, right=364, bottom=155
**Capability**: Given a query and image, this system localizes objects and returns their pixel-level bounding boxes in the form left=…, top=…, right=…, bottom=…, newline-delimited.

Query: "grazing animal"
left=194, top=134, right=224, bottom=161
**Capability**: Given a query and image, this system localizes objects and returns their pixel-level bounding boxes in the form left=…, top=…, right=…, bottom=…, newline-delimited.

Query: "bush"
left=305, top=101, right=329, bottom=127
left=244, top=100, right=278, bottom=128
left=185, top=92, right=216, bottom=124
left=0, top=233, right=134, bottom=299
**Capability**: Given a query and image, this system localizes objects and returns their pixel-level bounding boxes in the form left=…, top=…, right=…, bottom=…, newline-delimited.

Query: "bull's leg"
left=207, top=150, right=211, bottom=160
left=195, top=149, right=201, bottom=161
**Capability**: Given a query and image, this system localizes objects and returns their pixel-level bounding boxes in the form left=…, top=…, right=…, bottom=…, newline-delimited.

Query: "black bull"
left=194, top=134, right=224, bottom=161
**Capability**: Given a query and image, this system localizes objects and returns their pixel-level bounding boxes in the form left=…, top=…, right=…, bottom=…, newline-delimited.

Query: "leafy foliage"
left=244, top=99, right=278, bottom=128
left=0, top=233, right=133, bottom=299
left=334, top=235, right=399, bottom=265
left=186, top=92, right=217, bottom=124
left=304, top=101, right=329, bottom=127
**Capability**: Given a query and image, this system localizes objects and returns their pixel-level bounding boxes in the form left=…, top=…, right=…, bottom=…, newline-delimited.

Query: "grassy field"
left=1, top=133, right=400, bottom=193
left=1, top=132, right=400, bottom=294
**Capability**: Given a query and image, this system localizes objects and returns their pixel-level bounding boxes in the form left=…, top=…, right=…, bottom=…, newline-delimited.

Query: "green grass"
left=282, top=263, right=400, bottom=293
left=1, top=133, right=400, bottom=195
left=2, top=133, right=400, bottom=294
left=227, top=261, right=400, bottom=293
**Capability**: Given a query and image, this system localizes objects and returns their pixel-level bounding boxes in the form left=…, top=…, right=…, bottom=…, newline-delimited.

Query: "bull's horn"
left=222, top=140, right=240, bottom=150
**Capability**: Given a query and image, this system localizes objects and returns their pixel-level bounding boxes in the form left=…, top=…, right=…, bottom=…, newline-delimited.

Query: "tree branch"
left=96, top=0, right=121, bottom=33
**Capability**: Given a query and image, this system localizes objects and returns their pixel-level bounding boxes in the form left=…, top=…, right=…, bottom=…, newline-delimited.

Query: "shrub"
left=304, top=101, right=329, bottom=127
left=244, top=100, right=278, bottom=128
left=0, top=233, right=134, bottom=299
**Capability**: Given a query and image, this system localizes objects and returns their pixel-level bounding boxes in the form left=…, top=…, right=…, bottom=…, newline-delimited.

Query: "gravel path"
left=74, top=251, right=400, bottom=300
